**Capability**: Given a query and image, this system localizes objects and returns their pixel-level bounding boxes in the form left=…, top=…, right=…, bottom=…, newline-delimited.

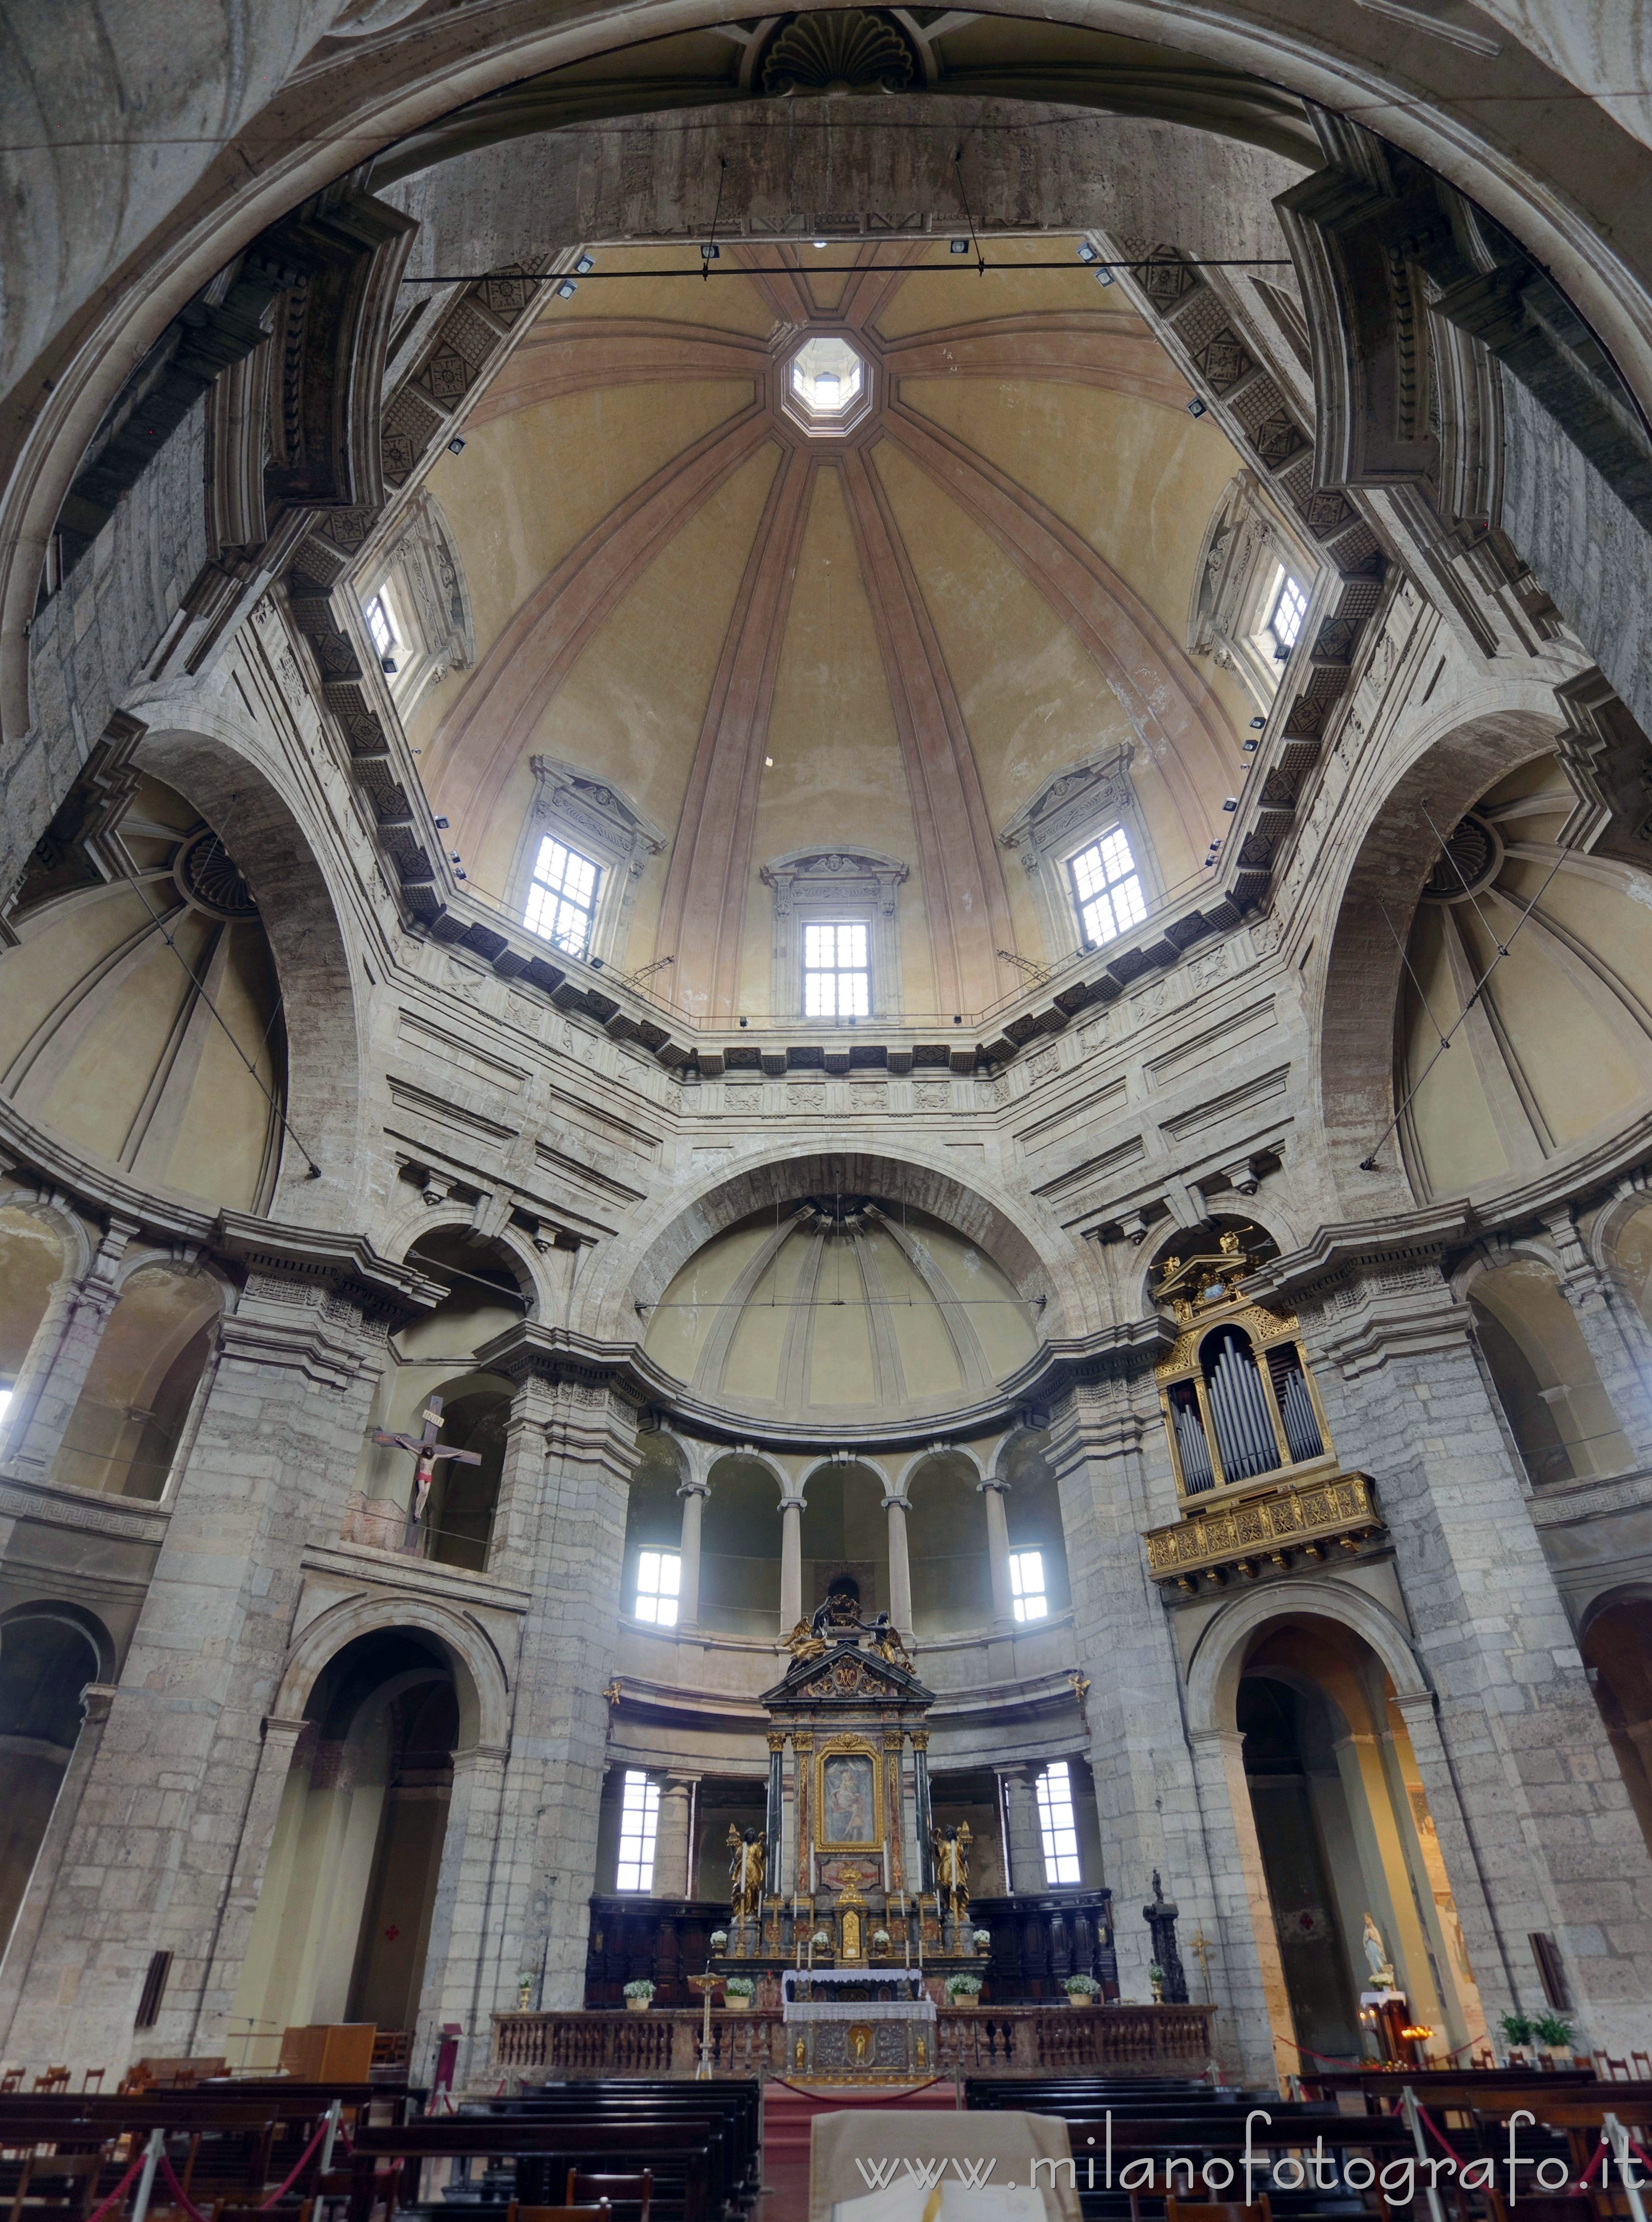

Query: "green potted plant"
left=1149, top=1962, right=1166, bottom=2004
left=1532, top=2012, right=1575, bottom=2064
left=623, top=1979, right=656, bottom=2014
left=724, top=1976, right=755, bottom=2013
left=946, top=1974, right=984, bottom=2009
left=1499, top=2009, right=1534, bottom=2063
left=1063, top=1974, right=1101, bottom=2006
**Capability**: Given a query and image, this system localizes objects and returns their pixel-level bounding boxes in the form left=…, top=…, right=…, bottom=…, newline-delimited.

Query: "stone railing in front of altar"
left=493, top=2004, right=1215, bottom=2080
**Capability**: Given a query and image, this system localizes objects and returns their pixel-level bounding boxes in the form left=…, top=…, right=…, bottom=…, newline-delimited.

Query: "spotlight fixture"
left=701, top=243, right=720, bottom=262
left=454, top=868, right=468, bottom=882
left=764, top=755, right=773, bottom=767
left=949, top=239, right=970, bottom=255
left=1241, top=738, right=1259, bottom=754
left=447, top=436, right=466, bottom=455
left=556, top=279, right=577, bottom=298
left=1250, top=715, right=1266, bottom=729
left=1274, top=641, right=1291, bottom=662
left=952, top=1015, right=963, bottom=1025
left=575, top=253, right=595, bottom=273
left=1222, top=797, right=1239, bottom=813
left=449, top=851, right=463, bottom=865
left=433, top=815, right=450, bottom=829
left=380, top=655, right=396, bottom=675
left=1096, top=268, right=1116, bottom=287
left=813, top=240, right=828, bottom=250
left=1076, top=242, right=1098, bottom=263
left=1187, top=397, right=1208, bottom=417
left=739, top=1016, right=749, bottom=1027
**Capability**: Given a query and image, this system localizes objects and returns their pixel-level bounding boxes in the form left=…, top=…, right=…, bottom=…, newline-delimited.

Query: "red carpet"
left=761, top=2078, right=959, bottom=2222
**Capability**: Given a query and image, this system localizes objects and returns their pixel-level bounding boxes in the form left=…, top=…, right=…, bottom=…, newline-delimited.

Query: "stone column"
left=2, top=1216, right=136, bottom=1484
left=654, top=1773, right=698, bottom=1900
left=0, top=1682, right=117, bottom=2048
left=1544, top=1207, right=1652, bottom=1462
left=779, top=1492, right=804, bottom=1632
left=997, top=1764, right=1046, bottom=1895
left=1187, top=1727, right=1291, bottom=2085
left=883, top=1490, right=914, bottom=1638
left=2, top=1273, right=392, bottom=2074
left=480, top=1361, right=640, bottom=2015
left=978, top=1478, right=1014, bottom=1628
left=195, top=1713, right=309, bottom=2041
left=416, top=1740, right=511, bottom=2086
left=1044, top=1374, right=1269, bottom=2073
left=676, top=1479, right=708, bottom=1628
left=1318, top=1264, right=1652, bottom=2054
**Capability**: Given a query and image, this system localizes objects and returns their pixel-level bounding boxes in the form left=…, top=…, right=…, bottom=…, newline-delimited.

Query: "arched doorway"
left=232, top=1629, right=460, bottom=2067
left=1213, top=1608, right=1488, bottom=2068
left=1581, top=1594, right=1652, bottom=1863
left=0, top=1610, right=104, bottom=1955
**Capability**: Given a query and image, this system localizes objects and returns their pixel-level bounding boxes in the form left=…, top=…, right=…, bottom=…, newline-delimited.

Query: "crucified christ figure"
left=371, top=1394, right=482, bottom=1552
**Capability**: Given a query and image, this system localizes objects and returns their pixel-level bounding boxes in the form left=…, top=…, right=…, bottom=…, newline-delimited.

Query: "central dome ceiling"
left=408, top=237, right=1258, bottom=1021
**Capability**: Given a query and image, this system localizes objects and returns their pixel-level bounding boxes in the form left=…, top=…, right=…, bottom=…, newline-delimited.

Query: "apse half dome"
left=642, top=1196, right=1040, bottom=1422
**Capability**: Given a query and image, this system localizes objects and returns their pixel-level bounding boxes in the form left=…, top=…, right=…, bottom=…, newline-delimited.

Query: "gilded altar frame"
left=813, top=1734, right=885, bottom=1852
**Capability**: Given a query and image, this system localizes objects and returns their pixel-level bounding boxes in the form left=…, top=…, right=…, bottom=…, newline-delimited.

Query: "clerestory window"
left=634, top=1549, right=681, bottom=1627
left=615, top=1769, right=660, bottom=1891
left=364, top=593, right=396, bottom=665
left=1268, top=572, right=1309, bottom=658
left=524, top=835, right=601, bottom=960
left=1069, top=830, right=1147, bottom=949
left=1034, top=1760, right=1082, bottom=1885
left=1008, top=1549, right=1048, bottom=1622
left=804, top=921, right=871, bottom=1019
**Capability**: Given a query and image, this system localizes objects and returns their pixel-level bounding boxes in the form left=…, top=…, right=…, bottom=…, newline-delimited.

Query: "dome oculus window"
left=524, top=836, right=601, bottom=958
left=1069, top=830, right=1146, bottom=948
left=615, top=1769, right=659, bottom=1891
left=804, top=921, right=871, bottom=1018
left=1034, top=1760, right=1082, bottom=1884
left=634, top=1548, right=681, bottom=1627
left=784, top=336, right=872, bottom=436
left=1008, top=1549, right=1048, bottom=1622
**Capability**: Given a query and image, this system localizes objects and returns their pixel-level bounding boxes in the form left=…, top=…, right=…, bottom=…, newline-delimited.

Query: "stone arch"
left=273, top=1592, right=510, bottom=1756
left=52, top=1253, right=227, bottom=1501
left=590, top=1144, right=1086, bottom=1346
left=0, top=1600, right=115, bottom=1686
left=1453, top=1246, right=1633, bottom=1487
left=1185, top=1575, right=1429, bottom=1734
left=132, top=717, right=367, bottom=1229
left=1313, top=703, right=1563, bottom=1211
left=388, top=1206, right=549, bottom=1317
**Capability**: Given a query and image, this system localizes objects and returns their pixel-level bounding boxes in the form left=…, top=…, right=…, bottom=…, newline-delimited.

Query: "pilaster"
left=2, top=1217, right=137, bottom=1483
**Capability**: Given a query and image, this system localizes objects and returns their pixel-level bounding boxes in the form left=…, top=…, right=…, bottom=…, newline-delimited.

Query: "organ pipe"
left=1170, top=1383, right=1215, bottom=1493
left=1269, top=1348, right=1325, bottom=1462
left=1203, top=1327, right=1279, bottom=1483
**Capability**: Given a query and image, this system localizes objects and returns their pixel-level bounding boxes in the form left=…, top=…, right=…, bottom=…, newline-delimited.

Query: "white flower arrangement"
left=1063, top=1973, right=1101, bottom=1997
left=622, top=1978, right=656, bottom=2000
left=973, top=1930, right=992, bottom=1947
left=812, top=1930, right=831, bottom=1947
left=709, top=1930, right=729, bottom=1950
left=724, top=1976, right=756, bottom=1997
left=946, top=1974, right=984, bottom=1997
left=872, top=1929, right=891, bottom=1946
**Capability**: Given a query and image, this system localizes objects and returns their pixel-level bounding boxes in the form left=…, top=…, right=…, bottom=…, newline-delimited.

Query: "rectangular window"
left=1270, top=573, right=1308, bottom=654
left=634, top=1549, right=681, bottom=1627
left=615, top=1769, right=660, bottom=1891
left=1007, top=1549, right=1048, bottom=1623
left=1035, top=1760, right=1082, bottom=1885
left=525, top=835, right=602, bottom=960
left=364, top=593, right=396, bottom=658
left=803, top=920, right=871, bottom=1018
left=1069, top=830, right=1146, bottom=949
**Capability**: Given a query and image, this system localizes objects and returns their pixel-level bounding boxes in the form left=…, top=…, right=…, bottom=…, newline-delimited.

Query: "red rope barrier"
left=80, top=2153, right=145, bottom=2222
left=1417, top=2107, right=1470, bottom=2170
left=256, top=2119, right=330, bottom=2210
left=1274, top=2036, right=1365, bottom=2069
left=158, top=2153, right=212, bottom=2222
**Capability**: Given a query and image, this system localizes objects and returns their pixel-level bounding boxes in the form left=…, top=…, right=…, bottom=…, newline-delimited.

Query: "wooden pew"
left=344, top=2121, right=716, bottom=2222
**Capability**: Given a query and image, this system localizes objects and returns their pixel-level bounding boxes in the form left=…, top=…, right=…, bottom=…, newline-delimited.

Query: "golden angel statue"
left=932, top=1821, right=972, bottom=1921
left=785, top=1618, right=828, bottom=1664
left=728, top=1824, right=767, bottom=1922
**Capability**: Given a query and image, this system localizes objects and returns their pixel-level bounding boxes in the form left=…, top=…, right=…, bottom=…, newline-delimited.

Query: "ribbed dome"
left=642, top=1195, right=1040, bottom=1421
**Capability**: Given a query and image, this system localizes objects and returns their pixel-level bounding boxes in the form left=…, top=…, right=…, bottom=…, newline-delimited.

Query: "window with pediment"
left=999, top=748, right=1163, bottom=965
left=505, top=756, right=665, bottom=973
left=760, top=849, right=908, bottom=1020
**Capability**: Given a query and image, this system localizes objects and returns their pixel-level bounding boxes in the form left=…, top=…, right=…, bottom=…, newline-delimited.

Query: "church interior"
left=4, top=0, right=1652, bottom=2189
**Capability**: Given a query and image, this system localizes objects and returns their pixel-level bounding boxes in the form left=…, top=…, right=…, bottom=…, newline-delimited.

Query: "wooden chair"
left=7, top=2150, right=108, bottom=2222
left=1597, top=2055, right=1632, bottom=2082
left=1166, top=2201, right=1272, bottom=2222
left=567, top=2171, right=651, bottom=2222
left=0, top=2075, right=21, bottom=2097
left=28, top=2071, right=66, bottom=2096
left=77, top=2073, right=103, bottom=2095
left=1635, top=2054, right=1652, bottom=2082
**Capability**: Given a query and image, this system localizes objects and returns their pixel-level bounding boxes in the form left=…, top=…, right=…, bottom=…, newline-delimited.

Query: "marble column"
left=883, top=1489, right=913, bottom=1637
left=997, top=1764, right=1046, bottom=1895
left=654, top=1772, right=699, bottom=1900
left=780, top=1493, right=804, bottom=1632
left=978, top=1478, right=1014, bottom=1628
left=676, top=1478, right=709, bottom=1627
left=417, top=1740, right=511, bottom=2086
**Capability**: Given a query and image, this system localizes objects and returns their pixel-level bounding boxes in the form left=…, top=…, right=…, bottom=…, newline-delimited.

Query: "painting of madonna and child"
left=822, top=1752, right=878, bottom=1846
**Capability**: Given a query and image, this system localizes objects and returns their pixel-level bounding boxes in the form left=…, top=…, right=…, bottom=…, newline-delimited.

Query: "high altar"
left=715, top=1585, right=988, bottom=2078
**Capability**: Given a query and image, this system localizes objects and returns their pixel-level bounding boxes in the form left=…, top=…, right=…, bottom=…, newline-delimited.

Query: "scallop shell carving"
left=762, top=10, right=916, bottom=95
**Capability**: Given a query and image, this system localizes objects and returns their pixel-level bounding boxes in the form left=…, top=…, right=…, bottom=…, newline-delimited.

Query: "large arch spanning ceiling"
left=409, top=234, right=1257, bottom=1021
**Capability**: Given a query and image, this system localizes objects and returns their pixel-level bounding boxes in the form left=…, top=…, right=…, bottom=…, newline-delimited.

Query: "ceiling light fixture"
left=1077, top=242, right=1098, bottom=263
left=1222, top=797, right=1239, bottom=813
left=813, top=240, right=827, bottom=250
left=949, top=239, right=969, bottom=255
left=1187, top=397, right=1208, bottom=417
left=576, top=253, right=595, bottom=273
left=701, top=242, right=720, bottom=262
left=447, top=436, right=466, bottom=454
left=1250, top=715, right=1266, bottom=729
left=1241, top=738, right=1259, bottom=754
left=1096, top=269, right=1116, bottom=287
left=556, top=279, right=577, bottom=298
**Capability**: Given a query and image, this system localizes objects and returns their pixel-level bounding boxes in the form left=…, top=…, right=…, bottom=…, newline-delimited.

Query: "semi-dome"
left=642, top=1193, right=1040, bottom=1421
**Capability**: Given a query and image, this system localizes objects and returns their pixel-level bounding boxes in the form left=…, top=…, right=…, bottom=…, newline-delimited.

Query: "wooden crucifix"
left=371, top=1394, right=482, bottom=1553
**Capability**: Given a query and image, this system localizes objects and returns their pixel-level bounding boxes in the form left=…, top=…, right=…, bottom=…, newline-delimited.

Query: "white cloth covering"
left=810, top=2109, right=1080, bottom=2222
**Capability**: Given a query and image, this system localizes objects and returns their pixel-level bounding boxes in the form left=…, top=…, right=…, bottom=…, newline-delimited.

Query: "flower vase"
left=626, top=1997, right=651, bottom=2013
